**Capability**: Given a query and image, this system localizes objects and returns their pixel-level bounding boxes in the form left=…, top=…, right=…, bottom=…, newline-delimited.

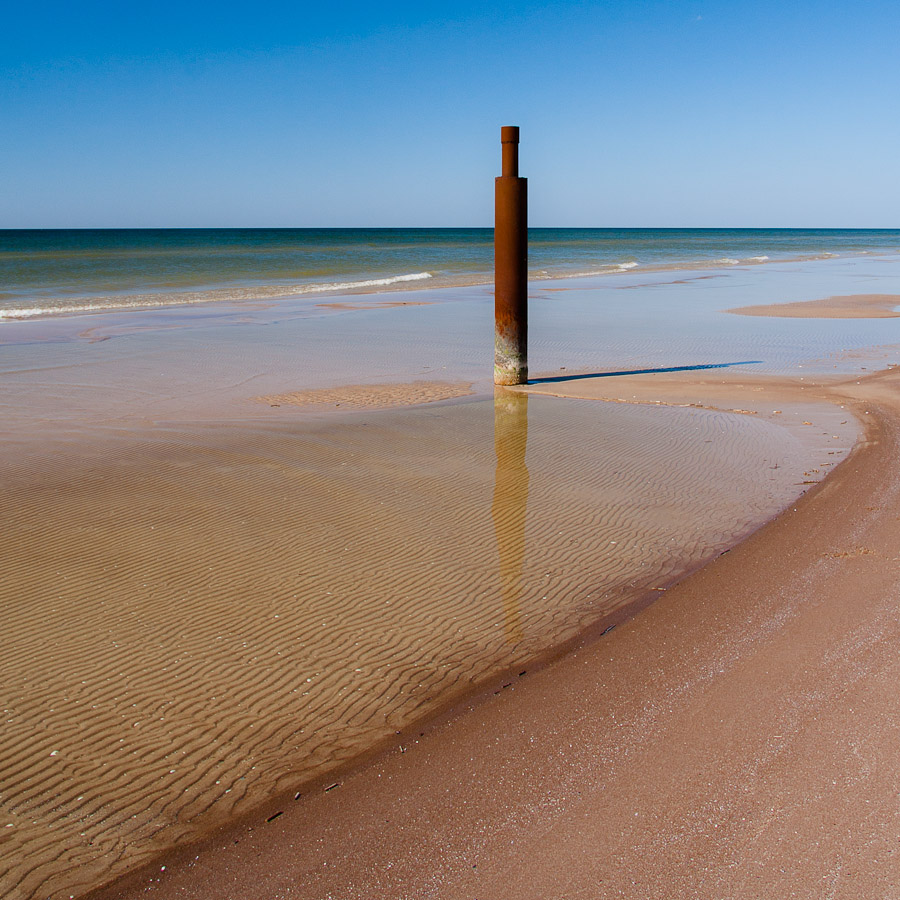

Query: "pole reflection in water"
left=491, top=388, right=530, bottom=644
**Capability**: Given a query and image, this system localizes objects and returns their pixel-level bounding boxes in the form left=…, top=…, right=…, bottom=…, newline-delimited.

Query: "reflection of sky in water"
left=529, top=255, right=900, bottom=379
left=2, top=255, right=900, bottom=436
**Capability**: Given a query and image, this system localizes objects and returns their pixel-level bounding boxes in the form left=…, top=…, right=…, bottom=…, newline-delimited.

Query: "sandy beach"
left=3, top=256, right=900, bottom=899
left=9, top=0, right=900, bottom=886
left=84, top=365, right=900, bottom=900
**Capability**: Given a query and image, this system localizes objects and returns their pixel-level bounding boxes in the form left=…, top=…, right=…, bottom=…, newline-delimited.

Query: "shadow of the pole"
left=492, top=388, right=529, bottom=645
left=528, top=360, right=762, bottom=385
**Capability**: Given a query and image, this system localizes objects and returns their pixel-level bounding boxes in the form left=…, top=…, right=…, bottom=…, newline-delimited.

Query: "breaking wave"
left=0, top=272, right=434, bottom=320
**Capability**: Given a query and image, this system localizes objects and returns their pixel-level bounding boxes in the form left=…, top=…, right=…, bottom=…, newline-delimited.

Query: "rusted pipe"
left=501, top=125, right=519, bottom=176
left=494, top=126, right=528, bottom=385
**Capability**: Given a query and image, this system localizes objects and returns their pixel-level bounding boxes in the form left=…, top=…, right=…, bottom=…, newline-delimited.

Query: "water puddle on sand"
left=0, top=388, right=855, bottom=900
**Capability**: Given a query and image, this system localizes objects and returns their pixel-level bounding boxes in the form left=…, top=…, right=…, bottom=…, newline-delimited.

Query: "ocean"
left=2, top=227, right=900, bottom=319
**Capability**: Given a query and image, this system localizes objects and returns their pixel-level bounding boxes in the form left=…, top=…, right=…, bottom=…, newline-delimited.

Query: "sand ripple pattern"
left=256, top=380, right=473, bottom=410
left=0, top=395, right=842, bottom=899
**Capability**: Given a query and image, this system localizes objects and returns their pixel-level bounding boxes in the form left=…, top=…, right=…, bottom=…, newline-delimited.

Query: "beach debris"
left=324, top=782, right=339, bottom=792
left=266, top=811, right=283, bottom=822
left=825, top=547, right=875, bottom=558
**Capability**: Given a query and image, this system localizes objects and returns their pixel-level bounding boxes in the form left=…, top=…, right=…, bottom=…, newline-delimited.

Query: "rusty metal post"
left=494, top=126, right=528, bottom=385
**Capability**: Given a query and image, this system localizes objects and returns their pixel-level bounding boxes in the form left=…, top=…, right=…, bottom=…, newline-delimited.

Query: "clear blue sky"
left=3, top=0, right=899, bottom=228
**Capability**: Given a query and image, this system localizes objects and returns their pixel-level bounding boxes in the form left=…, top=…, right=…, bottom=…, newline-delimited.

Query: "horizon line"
left=2, top=224, right=899, bottom=232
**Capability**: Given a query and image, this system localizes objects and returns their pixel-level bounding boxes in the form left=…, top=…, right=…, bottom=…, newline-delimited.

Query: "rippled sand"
left=3, top=254, right=900, bottom=899
left=256, top=380, right=473, bottom=409
left=0, top=386, right=855, bottom=900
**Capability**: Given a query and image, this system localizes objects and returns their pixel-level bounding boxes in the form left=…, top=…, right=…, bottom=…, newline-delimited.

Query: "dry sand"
left=74, top=367, right=900, bottom=900
left=728, top=292, right=900, bottom=318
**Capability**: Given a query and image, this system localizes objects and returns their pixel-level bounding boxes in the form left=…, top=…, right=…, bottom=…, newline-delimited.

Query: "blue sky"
left=3, top=1, right=899, bottom=227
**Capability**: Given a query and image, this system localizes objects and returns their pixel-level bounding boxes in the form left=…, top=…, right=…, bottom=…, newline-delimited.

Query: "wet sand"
left=728, top=292, right=900, bottom=318
left=255, top=380, right=473, bottom=409
left=2, top=384, right=848, bottom=900
left=87, top=366, right=900, bottom=900
left=314, top=300, right=432, bottom=311
left=4, top=256, right=900, bottom=899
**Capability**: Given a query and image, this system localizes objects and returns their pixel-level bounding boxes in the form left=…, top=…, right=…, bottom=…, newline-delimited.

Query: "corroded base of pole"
left=494, top=126, right=528, bottom=386
left=494, top=347, right=527, bottom=385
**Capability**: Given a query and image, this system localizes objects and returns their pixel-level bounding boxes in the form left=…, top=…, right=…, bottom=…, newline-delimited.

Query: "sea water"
left=3, top=227, right=900, bottom=319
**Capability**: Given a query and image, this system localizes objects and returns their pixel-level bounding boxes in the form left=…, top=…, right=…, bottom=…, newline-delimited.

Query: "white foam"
left=716, top=258, right=740, bottom=265
left=746, top=256, right=770, bottom=262
left=0, top=272, right=434, bottom=320
left=0, top=301, right=166, bottom=319
left=291, top=272, right=432, bottom=294
left=533, top=262, right=639, bottom=281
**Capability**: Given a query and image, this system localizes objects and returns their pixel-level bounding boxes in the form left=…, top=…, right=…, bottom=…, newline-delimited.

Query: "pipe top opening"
left=500, top=126, right=520, bottom=177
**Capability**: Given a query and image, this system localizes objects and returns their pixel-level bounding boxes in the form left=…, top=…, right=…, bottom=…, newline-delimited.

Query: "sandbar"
left=255, top=380, right=473, bottom=410
left=728, top=292, right=900, bottom=318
